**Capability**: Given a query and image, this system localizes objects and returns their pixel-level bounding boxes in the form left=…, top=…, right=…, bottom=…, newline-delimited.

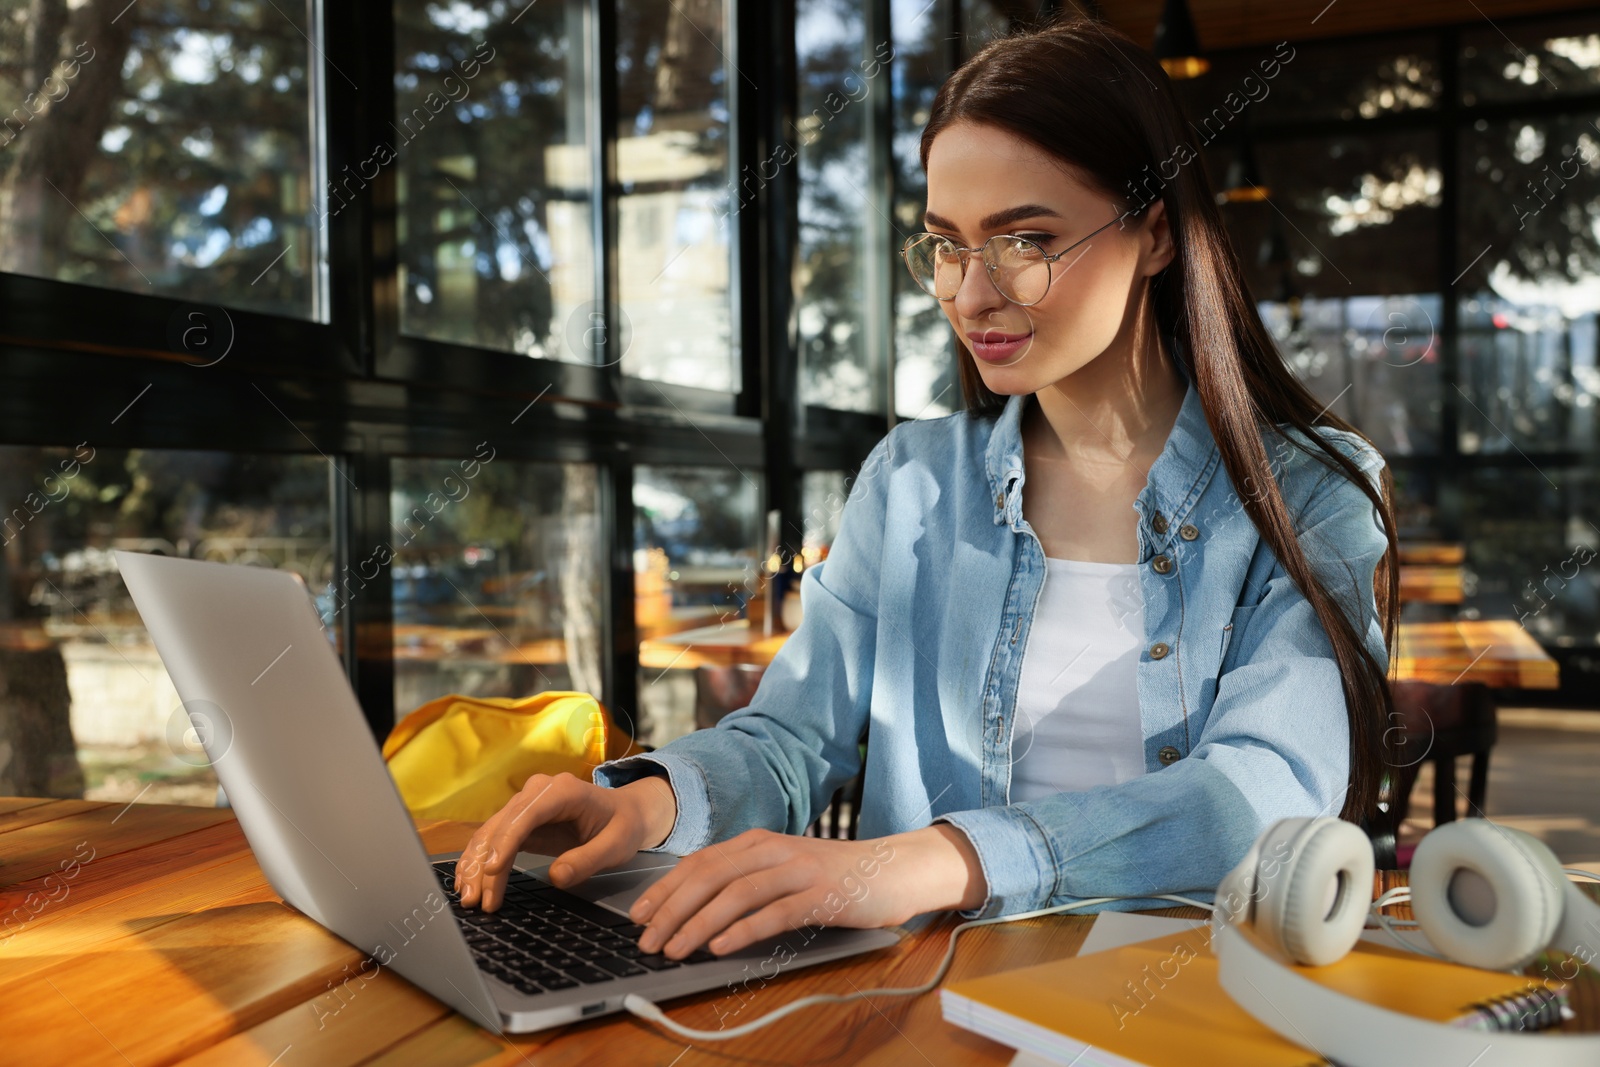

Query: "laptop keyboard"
left=433, top=861, right=716, bottom=996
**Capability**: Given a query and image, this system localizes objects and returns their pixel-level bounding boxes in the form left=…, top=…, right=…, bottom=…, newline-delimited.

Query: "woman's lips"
left=967, top=329, right=1032, bottom=363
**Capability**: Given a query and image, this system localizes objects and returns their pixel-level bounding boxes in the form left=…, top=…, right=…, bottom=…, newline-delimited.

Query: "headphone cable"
left=623, top=893, right=1216, bottom=1041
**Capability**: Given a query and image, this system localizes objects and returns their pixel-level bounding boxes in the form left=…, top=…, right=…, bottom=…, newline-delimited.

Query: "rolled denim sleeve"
left=591, top=432, right=897, bottom=853
left=935, top=441, right=1391, bottom=919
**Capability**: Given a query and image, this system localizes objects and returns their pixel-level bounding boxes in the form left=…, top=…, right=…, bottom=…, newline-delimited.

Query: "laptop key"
left=548, top=934, right=589, bottom=950
left=593, top=956, right=647, bottom=978
left=541, top=974, right=581, bottom=990
left=635, top=953, right=681, bottom=971
left=562, top=964, right=616, bottom=985
left=527, top=944, right=568, bottom=961
left=512, top=977, right=544, bottom=994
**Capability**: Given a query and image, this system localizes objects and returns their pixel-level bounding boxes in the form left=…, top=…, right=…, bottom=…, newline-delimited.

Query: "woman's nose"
left=953, top=253, right=1007, bottom=319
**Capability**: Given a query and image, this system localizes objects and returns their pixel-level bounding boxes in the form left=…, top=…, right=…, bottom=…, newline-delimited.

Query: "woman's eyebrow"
left=922, top=204, right=1064, bottom=232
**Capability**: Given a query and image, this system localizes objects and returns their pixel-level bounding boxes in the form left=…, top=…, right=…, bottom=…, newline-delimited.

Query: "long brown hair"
left=919, top=16, right=1399, bottom=827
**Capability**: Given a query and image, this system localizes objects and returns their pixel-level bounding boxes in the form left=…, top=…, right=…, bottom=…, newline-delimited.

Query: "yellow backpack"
left=381, top=690, right=638, bottom=822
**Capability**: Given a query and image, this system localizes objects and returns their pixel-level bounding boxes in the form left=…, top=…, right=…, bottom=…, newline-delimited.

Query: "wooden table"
left=639, top=619, right=790, bottom=671
left=1398, top=563, right=1464, bottom=605
left=1398, top=541, right=1466, bottom=566
left=1396, top=618, right=1560, bottom=689
left=4, top=797, right=1597, bottom=1065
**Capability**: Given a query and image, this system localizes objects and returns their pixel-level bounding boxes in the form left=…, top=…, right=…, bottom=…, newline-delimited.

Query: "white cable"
left=622, top=893, right=1216, bottom=1041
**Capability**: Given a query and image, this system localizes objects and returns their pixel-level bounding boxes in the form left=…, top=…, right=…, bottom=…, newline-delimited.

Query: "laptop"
left=114, top=550, right=900, bottom=1034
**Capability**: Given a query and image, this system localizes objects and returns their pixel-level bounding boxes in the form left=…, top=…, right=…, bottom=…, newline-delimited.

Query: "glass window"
left=796, top=0, right=886, bottom=414
left=395, top=1, right=595, bottom=359
left=1456, top=115, right=1600, bottom=455
left=1172, top=36, right=1439, bottom=125
left=1390, top=467, right=1439, bottom=540
left=1461, top=14, right=1600, bottom=105
left=1215, top=131, right=1442, bottom=455
left=615, top=0, right=735, bottom=391
left=0, top=1, right=321, bottom=318
left=799, top=469, right=849, bottom=568
left=1459, top=469, right=1600, bottom=648
left=0, top=445, right=332, bottom=804
left=893, top=0, right=959, bottom=421
left=634, top=465, right=761, bottom=746
left=960, top=0, right=1013, bottom=61
left=389, top=455, right=606, bottom=727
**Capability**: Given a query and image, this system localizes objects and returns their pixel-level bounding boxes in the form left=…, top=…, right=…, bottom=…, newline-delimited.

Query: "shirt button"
left=1179, top=523, right=1199, bottom=541
left=1149, top=642, right=1170, bottom=659
left=1151, top=554, right=1173, bottom=575
left=1152, top=512, right=1168, bottom=535
left=995, top=493, right=1004, bottom=507
left=1158, top=745, right=1181, bottom=765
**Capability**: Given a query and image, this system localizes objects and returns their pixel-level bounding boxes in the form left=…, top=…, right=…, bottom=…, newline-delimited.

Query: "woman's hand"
left=453, top=771, right=677, bottom=912
left=630, top=824, right=987, bottom=959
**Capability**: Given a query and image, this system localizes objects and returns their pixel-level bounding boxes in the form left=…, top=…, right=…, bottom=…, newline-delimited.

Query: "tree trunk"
left=558, top=464, right=604, bottom=700
left=2, top=0, right=136, bottom=277
left=0, top=644, right=86, bottom=799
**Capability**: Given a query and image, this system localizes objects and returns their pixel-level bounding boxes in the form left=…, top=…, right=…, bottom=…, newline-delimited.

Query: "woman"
left=455, top=15, right=1398, bottom=964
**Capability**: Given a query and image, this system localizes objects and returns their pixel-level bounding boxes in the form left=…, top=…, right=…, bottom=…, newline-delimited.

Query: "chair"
left=805, top=770, right=863, bottom=840
left=1385, top=679, right=1499, bottom=850
left=691, top=663, right=767, bottom=732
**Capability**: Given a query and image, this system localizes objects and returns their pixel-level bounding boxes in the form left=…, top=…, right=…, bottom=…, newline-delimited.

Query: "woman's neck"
left=1026, top=330, right=1188, bottom=468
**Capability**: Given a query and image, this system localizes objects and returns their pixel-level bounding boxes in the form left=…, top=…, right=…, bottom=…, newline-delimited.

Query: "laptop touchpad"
left=512, top=851, right=680, bottom=918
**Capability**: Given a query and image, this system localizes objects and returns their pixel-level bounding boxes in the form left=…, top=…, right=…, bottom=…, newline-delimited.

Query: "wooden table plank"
left=639, top=620, right=790, bottom=670
left=3, top=900, right=359, bottom=1066
left=0, top=796, right=55, bottom=818
left=1397, top=563, right=1464, bottom=604
left=1396, top=619, right=1560, bottom=689
left=1397, top=541, right=1465, bottom=565
left=172, top=969, right=457, bottom=1067
left=0, top=798, right=110, bottom=837
left=0, top=802, right=234, bottom=889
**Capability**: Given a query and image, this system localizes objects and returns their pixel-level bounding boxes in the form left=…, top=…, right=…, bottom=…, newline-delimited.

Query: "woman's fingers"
left=459, top=773, right=592, bottom=910
left=704, top=894, right=820, bottom=957
left=630, top=828, right=771, bottom=924
left=638, top=836, right=797, bottom=957
left=548, top=816, right=642, bottom=887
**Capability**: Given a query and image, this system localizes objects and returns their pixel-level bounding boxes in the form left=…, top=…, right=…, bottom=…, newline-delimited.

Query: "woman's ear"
left=1139, top=199, right=1176, bottom=278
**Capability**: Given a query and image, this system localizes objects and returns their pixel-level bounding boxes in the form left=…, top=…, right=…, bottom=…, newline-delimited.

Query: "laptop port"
left=581, top=1001, right=607, bottom=1017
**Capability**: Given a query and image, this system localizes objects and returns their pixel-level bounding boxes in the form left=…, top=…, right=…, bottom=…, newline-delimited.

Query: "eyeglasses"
left=899, top=212, right=1130, bottom=307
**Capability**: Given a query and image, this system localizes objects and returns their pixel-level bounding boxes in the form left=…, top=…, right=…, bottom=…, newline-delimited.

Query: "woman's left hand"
left=630, top=824, right=986, bottom=959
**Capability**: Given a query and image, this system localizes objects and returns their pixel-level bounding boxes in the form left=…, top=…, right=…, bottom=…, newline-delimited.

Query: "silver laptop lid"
left=114, top=550, right=504, bottom=1032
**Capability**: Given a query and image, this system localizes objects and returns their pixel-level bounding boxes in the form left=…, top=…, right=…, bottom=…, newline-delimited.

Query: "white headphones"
left=1211, top=816, right=1600, bottom=1066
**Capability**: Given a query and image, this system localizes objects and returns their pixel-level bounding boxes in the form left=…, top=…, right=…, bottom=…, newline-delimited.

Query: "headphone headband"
left=1217, top=920, right=1600, bottom=1067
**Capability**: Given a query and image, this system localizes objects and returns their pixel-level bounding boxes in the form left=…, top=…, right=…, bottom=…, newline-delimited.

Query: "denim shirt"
left=593, top=359, right=1390, bottom=921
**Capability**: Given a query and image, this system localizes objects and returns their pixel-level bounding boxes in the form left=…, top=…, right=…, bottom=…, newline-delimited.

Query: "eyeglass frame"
left=898, top=207, right=1140, bottom=307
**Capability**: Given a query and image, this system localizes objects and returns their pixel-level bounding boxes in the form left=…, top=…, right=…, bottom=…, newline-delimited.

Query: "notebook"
left=942, top=920, right=1568, bottom=1067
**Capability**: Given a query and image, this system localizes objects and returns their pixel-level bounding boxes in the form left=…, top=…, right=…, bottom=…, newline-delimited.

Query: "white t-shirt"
left=1008, top=556, right=1148, bottom=804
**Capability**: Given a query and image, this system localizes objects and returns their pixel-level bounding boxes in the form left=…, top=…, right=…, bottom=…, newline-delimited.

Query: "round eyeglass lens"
left=902, top=234, right=962, bottom=300
left=990, top=235, right=1051, bottom=305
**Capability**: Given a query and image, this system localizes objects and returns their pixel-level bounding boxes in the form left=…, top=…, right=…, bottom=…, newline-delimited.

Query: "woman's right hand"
left=453, top=771, right=677, bottom=912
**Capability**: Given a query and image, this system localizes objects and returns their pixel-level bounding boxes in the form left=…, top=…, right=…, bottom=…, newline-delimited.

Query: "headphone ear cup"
left=1259, top=818, right=1375, bottom=966
left=1409, top=819, right=1565, bottom=972
left=1212, top=832, right=1269, bottom=942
